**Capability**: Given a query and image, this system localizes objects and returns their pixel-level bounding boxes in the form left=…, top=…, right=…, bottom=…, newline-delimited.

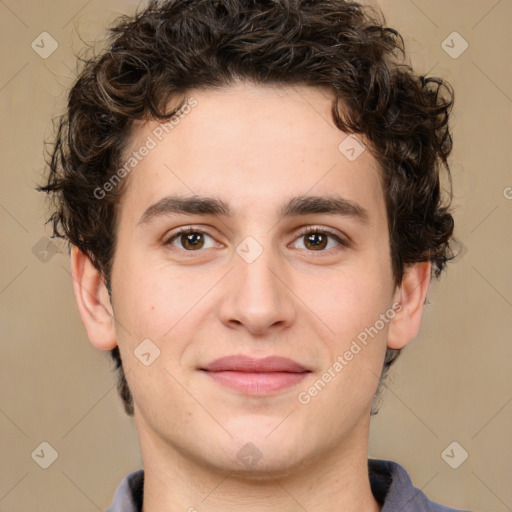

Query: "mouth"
left=199, top=355, right=312, bottom=395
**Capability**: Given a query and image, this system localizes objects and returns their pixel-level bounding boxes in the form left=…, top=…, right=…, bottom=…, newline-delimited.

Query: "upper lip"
left=201, top=355, right=310, bottom=373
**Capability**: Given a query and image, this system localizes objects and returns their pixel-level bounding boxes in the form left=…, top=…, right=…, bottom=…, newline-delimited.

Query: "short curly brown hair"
left=38, top=0, right=455, bottom=416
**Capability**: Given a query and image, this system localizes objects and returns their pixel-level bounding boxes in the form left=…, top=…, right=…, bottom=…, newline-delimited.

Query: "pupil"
left=307, top=233, right=327, bottom=250
left=183, top=232, right=203, bottom=249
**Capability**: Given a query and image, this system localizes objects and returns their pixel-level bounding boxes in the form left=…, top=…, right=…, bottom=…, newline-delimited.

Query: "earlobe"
left=70, top=245, right=117, bottom=350
left=386, top=261, right=431, bottom=350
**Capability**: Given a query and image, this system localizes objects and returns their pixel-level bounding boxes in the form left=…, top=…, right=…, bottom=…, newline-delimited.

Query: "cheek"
left=112, top=247, right=180, bottom=335
left=308, top=260, right=393, bottom=343
left=111, top=252, right=215, bottom=382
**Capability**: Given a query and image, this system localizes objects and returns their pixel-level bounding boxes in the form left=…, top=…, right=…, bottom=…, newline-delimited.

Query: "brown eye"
left=303, top=232, right=329, bottom=250
left=180, top=231, right=205, bottom=250
left=292, top=226, right=348, bottom=253
left=166, top=229, right=216, bottom=251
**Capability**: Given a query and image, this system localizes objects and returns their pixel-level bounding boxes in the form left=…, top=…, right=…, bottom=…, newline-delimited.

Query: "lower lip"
left=202, top=370, right=309, bottom=394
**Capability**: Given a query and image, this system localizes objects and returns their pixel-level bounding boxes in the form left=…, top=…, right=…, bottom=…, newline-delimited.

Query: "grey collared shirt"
left=106, top=458, right=472, bottom=512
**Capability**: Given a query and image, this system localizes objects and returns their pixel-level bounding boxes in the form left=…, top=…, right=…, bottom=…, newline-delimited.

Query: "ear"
left=70, top=245, right=117, bottom=350
left=387, top=261, right=431, bottom=350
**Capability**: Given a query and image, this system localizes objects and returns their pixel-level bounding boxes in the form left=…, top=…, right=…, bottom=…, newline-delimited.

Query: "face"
left=108, top=82, right=400, bottom=476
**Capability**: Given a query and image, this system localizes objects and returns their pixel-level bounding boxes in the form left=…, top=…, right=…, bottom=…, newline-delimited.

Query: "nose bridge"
left=238, top=241, right=281, bottom=300
left=219, top=235, right=296, bottom=333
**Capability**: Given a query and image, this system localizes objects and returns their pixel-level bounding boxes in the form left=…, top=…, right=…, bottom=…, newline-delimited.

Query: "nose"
left=218, top=244, right=297, bottom=336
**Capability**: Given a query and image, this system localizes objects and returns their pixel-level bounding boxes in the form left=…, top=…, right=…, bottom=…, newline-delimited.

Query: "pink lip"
left=200, top=355, right=311, bottom=395
left=202, top=355, right=309, bottom=373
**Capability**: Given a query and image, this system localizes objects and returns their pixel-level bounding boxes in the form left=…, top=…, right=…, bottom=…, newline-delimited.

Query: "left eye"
left=291, top=227, right=346, bottom=252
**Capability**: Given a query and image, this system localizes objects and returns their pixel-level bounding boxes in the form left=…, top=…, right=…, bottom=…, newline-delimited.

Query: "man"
left=39, top=0, right=470, bottom=510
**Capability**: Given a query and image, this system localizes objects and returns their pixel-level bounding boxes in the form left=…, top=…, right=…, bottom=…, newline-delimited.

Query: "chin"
left=206, top=430, right=317, bottom=479
left=218, top=449, right=311, bottom=481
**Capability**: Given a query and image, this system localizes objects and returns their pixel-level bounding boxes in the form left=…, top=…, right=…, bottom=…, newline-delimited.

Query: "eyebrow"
left=137, top=194, right=370, bottom=226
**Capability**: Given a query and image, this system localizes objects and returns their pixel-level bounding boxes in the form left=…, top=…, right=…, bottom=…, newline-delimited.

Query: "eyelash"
left=164, top=225, right=350, bottom=255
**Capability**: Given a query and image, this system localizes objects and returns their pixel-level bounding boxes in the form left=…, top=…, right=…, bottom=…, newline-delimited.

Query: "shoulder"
left=106, top=461, right=474, bottom=512
left=369, top=458, right=473, bottom=512
left=105, top=469, right=144, bottom=512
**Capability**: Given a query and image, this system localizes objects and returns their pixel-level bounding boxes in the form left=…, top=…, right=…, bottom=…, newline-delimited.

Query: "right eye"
left=164, top=227, right=218, bottom=251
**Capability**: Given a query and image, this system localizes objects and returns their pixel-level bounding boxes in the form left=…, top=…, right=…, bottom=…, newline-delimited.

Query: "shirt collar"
left=106, top=458, right=466, bottom=512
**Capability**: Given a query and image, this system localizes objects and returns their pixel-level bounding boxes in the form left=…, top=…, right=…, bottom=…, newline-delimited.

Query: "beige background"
left=1, top=0, right=511, bottom=510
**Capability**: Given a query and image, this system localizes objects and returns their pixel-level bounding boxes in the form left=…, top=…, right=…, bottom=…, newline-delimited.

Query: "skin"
left=71, top=81, right=430, bottom=512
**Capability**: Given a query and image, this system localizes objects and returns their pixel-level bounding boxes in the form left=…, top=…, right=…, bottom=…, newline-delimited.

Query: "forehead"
left=117, top=82, right=385, bottom=225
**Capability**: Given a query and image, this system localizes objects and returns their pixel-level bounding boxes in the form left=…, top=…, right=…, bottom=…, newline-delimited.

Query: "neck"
left=137, top=414, right=381, bottom=512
